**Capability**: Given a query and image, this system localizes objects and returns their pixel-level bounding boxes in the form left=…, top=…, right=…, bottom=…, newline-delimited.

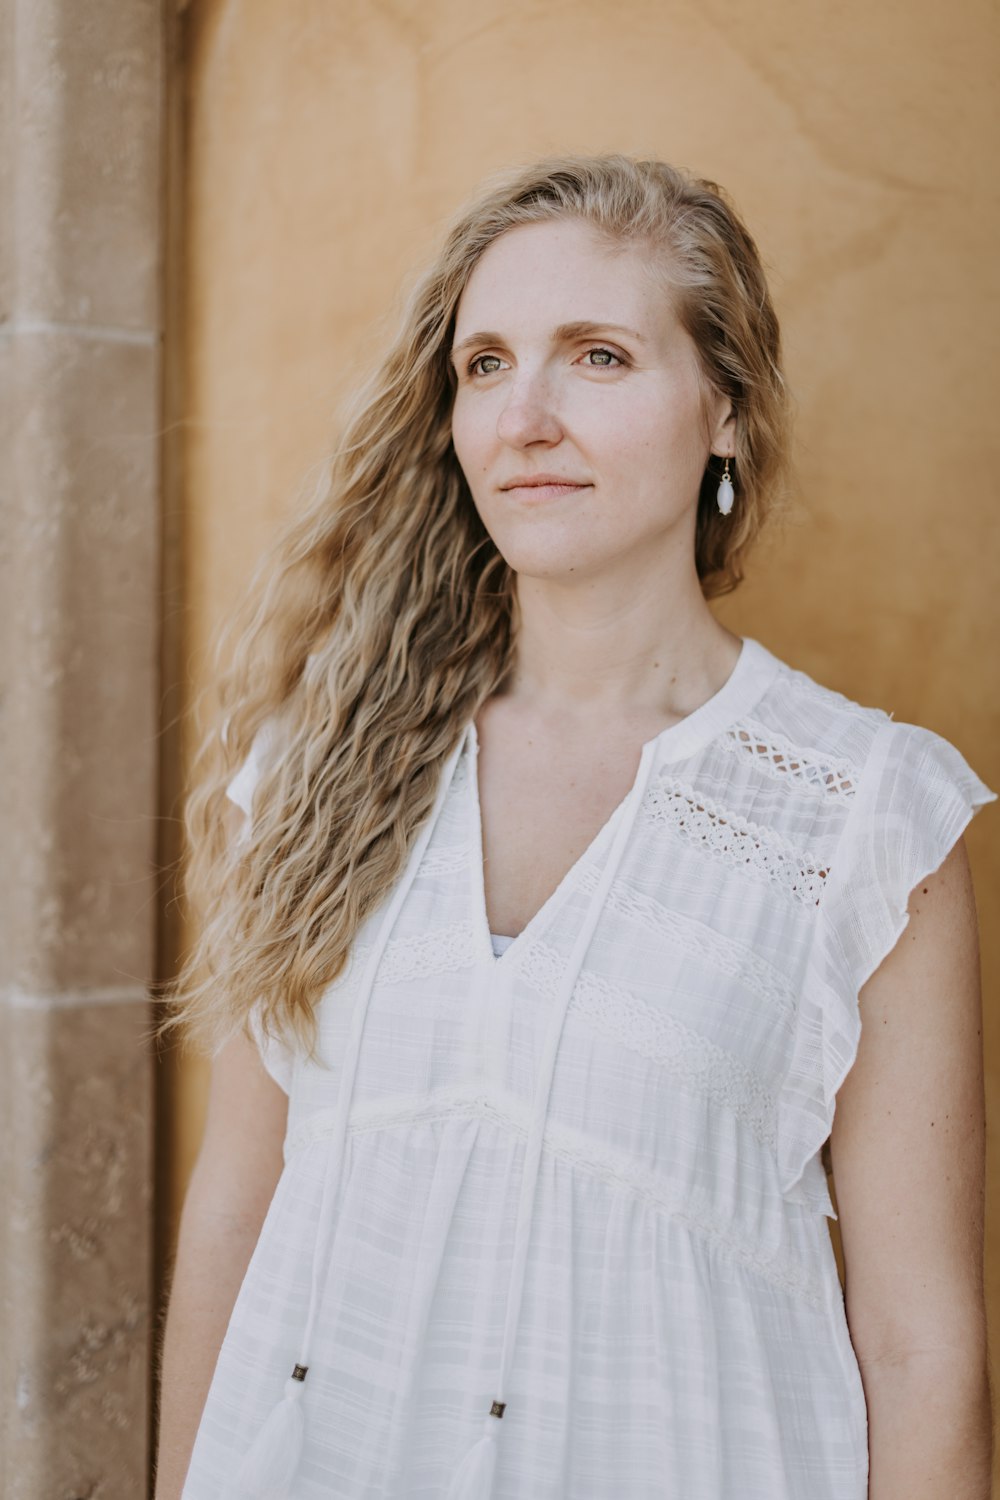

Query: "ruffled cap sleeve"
left=778, top=716, right=997, bottom=1215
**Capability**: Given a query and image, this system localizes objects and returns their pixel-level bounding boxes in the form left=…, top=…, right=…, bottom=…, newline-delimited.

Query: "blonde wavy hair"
left=158, top=152, right=792, bottom=1066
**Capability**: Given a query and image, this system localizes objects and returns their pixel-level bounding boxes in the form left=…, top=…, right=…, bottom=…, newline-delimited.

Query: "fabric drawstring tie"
left=223, top=729, right=469, bottom=1500
left=444, top=727, right=661, bottom=1500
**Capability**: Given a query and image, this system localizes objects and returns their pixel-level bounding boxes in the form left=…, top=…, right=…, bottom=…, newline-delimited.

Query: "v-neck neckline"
left=463, top=635, right=783, bottom=970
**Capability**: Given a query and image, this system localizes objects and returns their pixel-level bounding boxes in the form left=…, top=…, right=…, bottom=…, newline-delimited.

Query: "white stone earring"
left=716, top=456, right=734, bottom=516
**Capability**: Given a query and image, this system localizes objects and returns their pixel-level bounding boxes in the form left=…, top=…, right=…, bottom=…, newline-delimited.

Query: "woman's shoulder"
left=747, top=639, right=990, bottom=805
left=752, top=641, right=888, bottom=739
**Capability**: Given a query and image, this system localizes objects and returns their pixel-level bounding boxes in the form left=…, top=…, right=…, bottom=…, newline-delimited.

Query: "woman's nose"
left=495, top=373, right=563, bottom=448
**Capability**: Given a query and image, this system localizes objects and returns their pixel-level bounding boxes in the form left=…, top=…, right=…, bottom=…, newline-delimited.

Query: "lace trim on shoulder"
left=519, top=938, right=779, bottom=1150
left=644, top=775, right=831, bottom=907
left=723, top=717, right=860, bottom=800
left=284, top=1084, right=825, bottom=1307
left=576, top=862, right=798, bottom=1023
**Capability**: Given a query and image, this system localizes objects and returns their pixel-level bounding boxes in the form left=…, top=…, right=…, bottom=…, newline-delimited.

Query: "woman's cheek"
left=452, top=399, right=492, bottom=469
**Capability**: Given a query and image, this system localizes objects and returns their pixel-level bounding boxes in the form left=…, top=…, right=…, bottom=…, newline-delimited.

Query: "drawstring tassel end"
left=224, top=1368, right=308, bottom=1500
left=444, top=1405, right=503, bottom=1500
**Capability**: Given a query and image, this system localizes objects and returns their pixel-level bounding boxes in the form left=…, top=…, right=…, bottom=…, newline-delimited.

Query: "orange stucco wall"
left=163, top=0, right=999, bottom=1389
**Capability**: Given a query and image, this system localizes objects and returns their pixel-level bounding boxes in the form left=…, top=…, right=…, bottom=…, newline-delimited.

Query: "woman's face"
left=450, top=218, right=734, bottom=581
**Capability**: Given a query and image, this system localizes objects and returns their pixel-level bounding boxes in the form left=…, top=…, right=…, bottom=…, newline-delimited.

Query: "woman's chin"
left=494, top=537, right=611, bottom=582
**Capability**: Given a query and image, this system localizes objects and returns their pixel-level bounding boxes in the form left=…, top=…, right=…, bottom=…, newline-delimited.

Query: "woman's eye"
left=583, top=347, right=622, bottom=367
left=469, top=354, right=504, bottom=376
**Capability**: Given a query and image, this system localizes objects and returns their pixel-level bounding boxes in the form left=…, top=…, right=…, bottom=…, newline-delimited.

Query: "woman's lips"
left=501, top=481, right=592, bottom=502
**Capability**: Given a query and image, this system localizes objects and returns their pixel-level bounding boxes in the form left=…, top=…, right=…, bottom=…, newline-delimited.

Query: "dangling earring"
left=716, top=456, right=734, bottom=516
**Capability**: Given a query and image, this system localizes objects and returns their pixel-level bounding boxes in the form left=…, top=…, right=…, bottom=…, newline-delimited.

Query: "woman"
left=156, top=155, right=996, bottom=1499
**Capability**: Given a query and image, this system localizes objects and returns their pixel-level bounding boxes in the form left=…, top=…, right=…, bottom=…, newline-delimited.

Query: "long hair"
left=157, top=152, right=792, bottom=1065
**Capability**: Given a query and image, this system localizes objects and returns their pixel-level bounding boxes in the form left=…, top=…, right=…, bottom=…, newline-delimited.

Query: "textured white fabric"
left=185, top=635, right=995, bottom=1499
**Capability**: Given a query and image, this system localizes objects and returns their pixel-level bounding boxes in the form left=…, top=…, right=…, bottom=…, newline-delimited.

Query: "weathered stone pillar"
left=0, top=2, right=163, bottom=1493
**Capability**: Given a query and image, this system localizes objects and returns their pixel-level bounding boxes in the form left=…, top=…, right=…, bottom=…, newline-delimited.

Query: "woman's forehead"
left=454, top=219, right=677, bottom=340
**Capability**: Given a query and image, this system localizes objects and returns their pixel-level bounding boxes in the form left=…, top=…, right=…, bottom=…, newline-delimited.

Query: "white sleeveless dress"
left=182, top=635, right=995, bottom=1499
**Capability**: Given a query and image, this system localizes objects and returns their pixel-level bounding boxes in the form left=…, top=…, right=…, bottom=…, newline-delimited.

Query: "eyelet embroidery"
left=643, top=776, right=832, bottom=907
left=375, top=920, right=480, bottom=985
left=724, top=718, right=859, bottom=800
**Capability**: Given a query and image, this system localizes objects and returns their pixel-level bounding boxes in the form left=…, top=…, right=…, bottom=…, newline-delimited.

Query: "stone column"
left=0, top=2, right=163, bottom=1494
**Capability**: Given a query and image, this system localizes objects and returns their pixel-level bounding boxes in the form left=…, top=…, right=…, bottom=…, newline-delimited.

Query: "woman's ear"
left=709, top=398, right=737, bottom=457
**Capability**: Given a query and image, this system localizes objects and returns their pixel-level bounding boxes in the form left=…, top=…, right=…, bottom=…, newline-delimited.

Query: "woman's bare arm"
left=153, top=1029, right=289, bottom=1500
left=830, top=834, right=993, bottom=1500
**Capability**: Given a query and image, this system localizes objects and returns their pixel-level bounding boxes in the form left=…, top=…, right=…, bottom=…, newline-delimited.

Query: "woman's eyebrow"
left=450, top=321, right=645, bottom=365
